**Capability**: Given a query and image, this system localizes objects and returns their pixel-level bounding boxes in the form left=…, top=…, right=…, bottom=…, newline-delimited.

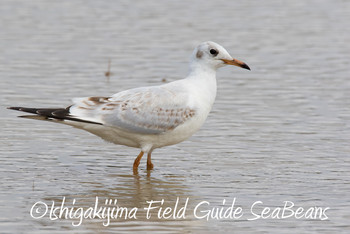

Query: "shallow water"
left=1, top=0, right=350, bottom=233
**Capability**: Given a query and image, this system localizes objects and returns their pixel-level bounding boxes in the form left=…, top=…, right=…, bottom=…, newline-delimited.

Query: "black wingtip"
left=7, top=107, right=21, bottom=110
left=8, top=106, right=103, bottom=125
left=7, top=106, right=38, bottom=114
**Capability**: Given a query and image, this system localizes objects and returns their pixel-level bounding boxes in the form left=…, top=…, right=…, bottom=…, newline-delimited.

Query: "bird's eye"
left=210, top=49, right=218, bottom=56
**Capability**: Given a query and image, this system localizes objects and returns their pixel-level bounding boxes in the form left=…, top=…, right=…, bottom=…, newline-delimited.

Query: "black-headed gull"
left=8, top=41, right=250, bottom=172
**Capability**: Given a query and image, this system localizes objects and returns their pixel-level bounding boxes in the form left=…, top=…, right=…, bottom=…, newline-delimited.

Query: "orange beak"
left=221, top=58, right=250, bottom=70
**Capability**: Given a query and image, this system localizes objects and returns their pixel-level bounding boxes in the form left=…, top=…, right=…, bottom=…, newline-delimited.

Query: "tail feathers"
left=8, top=106, right=102, bottom=125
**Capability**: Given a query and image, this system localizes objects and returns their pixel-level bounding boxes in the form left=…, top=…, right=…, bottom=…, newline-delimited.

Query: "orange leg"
left=147, top=152, right=154, bottom=170
left=133, top=151, right=144, bottom=172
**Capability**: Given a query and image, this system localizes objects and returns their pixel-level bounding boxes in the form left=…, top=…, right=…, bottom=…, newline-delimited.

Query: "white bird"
left=8, top=41, right=250, bottom=172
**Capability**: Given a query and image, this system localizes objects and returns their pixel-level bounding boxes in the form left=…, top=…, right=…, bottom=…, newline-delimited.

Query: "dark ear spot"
left=196, top=50, right=203, bottom=59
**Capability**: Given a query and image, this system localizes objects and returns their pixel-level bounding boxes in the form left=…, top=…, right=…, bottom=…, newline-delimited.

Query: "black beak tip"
left=242, top=63, right=251, bottom=70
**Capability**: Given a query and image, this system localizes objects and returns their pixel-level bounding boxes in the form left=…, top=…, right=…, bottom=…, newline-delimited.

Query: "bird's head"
left=192, top=41, right=250, bottom=71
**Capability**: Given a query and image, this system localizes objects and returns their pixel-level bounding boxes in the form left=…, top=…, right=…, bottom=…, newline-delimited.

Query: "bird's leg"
left=147, top=152, right=154, bottom=170
left=133, top=151, right=144, bottom=172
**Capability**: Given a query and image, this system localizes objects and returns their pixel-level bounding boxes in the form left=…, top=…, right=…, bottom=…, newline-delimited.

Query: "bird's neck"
left=186, top=62, right=217, bottom=111
left=187, top=62, right=217, bottom=88
left=188, top=61, right=217, bottom=78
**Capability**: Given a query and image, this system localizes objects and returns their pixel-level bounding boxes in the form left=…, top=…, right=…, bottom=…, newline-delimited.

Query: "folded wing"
left=69, top=86, right=196, bottom=134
